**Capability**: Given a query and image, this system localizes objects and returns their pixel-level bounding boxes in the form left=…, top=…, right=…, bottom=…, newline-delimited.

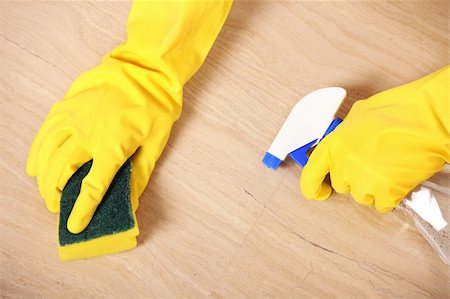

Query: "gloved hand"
left=26, top=0, right=232, bottom=233
left=300, top=66, right=449, bottom=212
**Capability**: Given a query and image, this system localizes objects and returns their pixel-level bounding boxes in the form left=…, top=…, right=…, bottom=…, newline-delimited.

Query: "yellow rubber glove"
left=300, top=66, right=449, bottom=212
left=26, top=0, right=232, bottom=233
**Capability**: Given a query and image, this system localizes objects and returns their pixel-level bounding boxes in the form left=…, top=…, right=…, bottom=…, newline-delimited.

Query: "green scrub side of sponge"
left=59, top=159, right=134, bottom=246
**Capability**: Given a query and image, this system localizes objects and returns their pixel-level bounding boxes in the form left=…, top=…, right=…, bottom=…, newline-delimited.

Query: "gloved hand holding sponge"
left=26, top=0, right=232, bottom=259
left=301, top=66, right=449, bottom=212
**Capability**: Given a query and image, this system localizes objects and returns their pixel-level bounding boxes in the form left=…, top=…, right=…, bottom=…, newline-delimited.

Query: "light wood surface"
left=1, top=1, right=449, bottom=298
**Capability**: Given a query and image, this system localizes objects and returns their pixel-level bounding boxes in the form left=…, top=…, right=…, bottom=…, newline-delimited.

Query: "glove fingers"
left=26, top=113, right=67, bottom=177
left=130, top=146, right=157, bottom=212
left=130, top=133, right=171, bottom=212
left=374, top=192, right=403, bottom=213
left=351, top=189, right=375, bottom=207
left=55, top=146, right=91, bottom=192
left=67, top=151, right=128, bottom=234
left=130, top=147, right=148, bottom=212
left=42, top=138, right=90, bottom=213
left=300, top=136, right=332, bottom=200
left=329, top=170, right=350, bottom=194
left=35, top=128, right=72, bottom=206
left=375, top=200, right=397, bottom=213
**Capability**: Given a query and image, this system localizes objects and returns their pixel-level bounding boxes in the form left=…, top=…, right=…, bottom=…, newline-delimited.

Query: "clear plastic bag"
left=396, top=169, right=450, bottom=264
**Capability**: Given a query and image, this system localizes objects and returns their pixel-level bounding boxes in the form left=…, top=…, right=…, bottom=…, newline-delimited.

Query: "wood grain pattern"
left=1, top=1, right=448, bottom=298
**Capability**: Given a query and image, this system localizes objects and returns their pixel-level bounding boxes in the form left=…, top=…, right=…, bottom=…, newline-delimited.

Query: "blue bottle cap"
left=262, top=152, right=282, bottom=170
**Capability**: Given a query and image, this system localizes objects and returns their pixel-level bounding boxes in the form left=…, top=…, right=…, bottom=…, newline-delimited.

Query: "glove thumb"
left=300, top=136, right=333, bottom=200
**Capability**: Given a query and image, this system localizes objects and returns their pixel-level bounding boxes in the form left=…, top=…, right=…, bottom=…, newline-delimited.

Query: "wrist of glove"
left=300, top=66, right=450, bottom=212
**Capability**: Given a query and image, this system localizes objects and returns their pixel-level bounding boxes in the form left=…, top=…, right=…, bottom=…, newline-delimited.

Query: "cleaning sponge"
left=58, top=159, right=139, bottom=261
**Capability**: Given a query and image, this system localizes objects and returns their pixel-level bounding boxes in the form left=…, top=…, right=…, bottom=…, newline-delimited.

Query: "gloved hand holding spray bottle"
left=263, top=66, right=450, bottom=263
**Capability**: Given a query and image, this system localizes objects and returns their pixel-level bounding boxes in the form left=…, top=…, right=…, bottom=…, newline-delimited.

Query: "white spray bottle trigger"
left=263, top=87, right=346, bottom=169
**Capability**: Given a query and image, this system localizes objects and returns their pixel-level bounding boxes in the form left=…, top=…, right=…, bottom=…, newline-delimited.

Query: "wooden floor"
left=1, top=1, right=449, bottom=298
